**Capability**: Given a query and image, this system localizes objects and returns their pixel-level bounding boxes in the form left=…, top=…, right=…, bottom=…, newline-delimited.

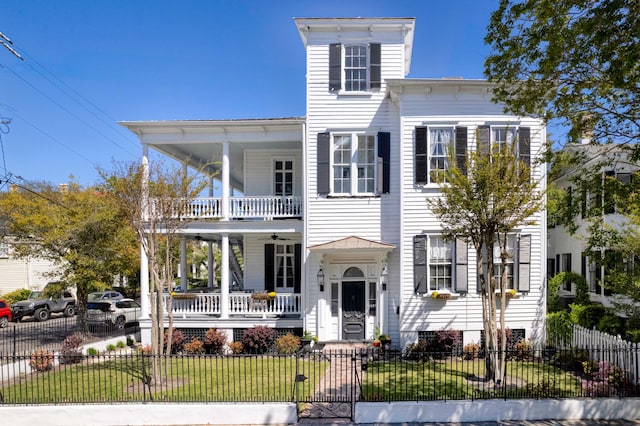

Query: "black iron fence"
left=0, top=316, right=139, bottom=359
left=1, top=347, right=640, bottom=405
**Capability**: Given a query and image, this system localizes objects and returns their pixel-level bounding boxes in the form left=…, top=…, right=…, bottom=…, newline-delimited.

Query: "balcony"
left=157, top=196, right=303, bottom=220
left=163, top=292, right=302, bottom=319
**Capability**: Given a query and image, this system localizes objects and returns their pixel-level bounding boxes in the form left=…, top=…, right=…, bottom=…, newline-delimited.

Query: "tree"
left=0, top=181, right=138, bottom=330
left=100, top=161, right=207, bottom=385
left=485, top=0, right=640, bottom=147
left=428, top=139, right=544, bottom=384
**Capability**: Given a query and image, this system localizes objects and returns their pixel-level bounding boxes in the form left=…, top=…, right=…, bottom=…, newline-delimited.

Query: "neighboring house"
left=122, top=17, right=547, bottom=349
left=0, top=237, right=58, bottom=295
left=547, top=141, right=637, bottom=309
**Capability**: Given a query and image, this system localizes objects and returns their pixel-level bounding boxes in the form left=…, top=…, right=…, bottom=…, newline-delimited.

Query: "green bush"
left=106, top=344, right=116, bottom=351
left=597, top=313, right=625, bottom=335
left=546, top=311, right=573, bottom=346
left=275, top=333, right=301, bottom=354
left=625, top=329, right=640, bottom=343
left=116, top=341, right=125, bottom=349
left=86, top=347, right=98, bottom=356
left=1, top=288, right=31, bottom=305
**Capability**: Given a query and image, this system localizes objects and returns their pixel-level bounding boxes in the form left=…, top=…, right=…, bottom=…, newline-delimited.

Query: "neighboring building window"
left=562, top=253, right=572, bottom=291
left=415, top=126, right=467, bottom=185
left=329, top=43, right=381, bottom=92
left=368, top=281, right=376, bottom=316
left=493, top=235, right=516, bottom=290
left=587, top=253, right=602, bottom=294
left=274, top=160, right=293, bottom=196
left=413, top=234, right=468, bottom=294
left=547, top=258, right=556, bottom=281
left=332, top=133, right=376, bottom=195
left=0, top=242, right=8, bottom=258
left=275, top=244, right=294, bottom=289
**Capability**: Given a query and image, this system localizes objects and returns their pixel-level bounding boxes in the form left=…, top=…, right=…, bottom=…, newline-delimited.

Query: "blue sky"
left=1, top=0, right=500, bottom=187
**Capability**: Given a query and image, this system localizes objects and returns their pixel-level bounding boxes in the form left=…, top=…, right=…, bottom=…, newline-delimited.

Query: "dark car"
left=0, top=299, right=12, bottom=327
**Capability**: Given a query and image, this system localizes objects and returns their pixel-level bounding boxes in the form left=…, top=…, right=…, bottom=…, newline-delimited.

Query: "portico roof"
left=308, top=236, right=395, bottom=252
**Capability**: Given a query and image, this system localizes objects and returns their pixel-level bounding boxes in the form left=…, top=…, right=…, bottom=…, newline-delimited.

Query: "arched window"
left=343, top=267, right=365, bottom=278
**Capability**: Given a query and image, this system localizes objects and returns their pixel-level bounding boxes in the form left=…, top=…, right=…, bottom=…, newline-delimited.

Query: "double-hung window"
left=274, top=160, right=293, bottom=196
left=492, top=127, right=517, bottom=152
left=493, top=235, right=516, bottom=290
left=415, top=126, right=467, bottom=185
left=329, top=43, right=381, bottom=93
left=275, top=244, right=294, bottom=289
left=413, top=234, right=468, bottom=294
left=477, top=125, right=531, bottom=169
left=332, top=133, right=376, bottom=195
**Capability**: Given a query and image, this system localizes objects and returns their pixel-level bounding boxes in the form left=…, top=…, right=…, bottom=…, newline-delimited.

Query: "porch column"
left=208, top=177, right=214, bottom=291
left=220, top=233, right=229, bottom=318
left=180, top=237, right=188, bottom=291
left=140, top=144, right=150, bottom=319
left=221, top=141, right=230, bottom=221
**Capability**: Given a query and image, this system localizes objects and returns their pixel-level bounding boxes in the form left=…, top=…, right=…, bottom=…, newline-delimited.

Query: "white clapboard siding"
left=244, top=149, right=303, bottom=197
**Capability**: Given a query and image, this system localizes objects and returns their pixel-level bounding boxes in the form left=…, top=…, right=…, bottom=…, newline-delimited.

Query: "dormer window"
left=329, top=43, right=381, bottom=93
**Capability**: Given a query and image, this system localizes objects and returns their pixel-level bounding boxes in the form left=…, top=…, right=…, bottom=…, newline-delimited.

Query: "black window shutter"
left=415, top=127, right=428, bottom=184
left=370, top=43, right=381, bottom=90
left=317, top=132, right=330, bottom=196
left=455, top=127, right=467, bottom=175
left=294, top=244, right=301, bottom=293
left=329, top=43, right=342, bottom=92
left=378, top=131, right=390, bottom=193
left=478, top=125, right=491, bottom=157
left=413, top=235, right=427, bottom=294
left=265, top=244, right=275, bottom=292
left=517, top=234, right=531, bottom=292
left=518, top=127, right=531, bottom=168
left=454, top=238, right=468, bottom=293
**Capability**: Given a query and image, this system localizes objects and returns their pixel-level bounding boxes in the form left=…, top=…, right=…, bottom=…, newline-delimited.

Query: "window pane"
left=429, top=236, right=453, bottom=291
left=429, top=128, right=451, bottom=183
left=345, top=45, right=368, bottom=92
left=331, top=283, right=339, bottom=316
left=369, top=282, right=376, bottom=316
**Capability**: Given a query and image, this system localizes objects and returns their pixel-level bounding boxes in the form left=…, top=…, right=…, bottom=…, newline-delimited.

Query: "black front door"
left=342, top=281, right=366, bottom=340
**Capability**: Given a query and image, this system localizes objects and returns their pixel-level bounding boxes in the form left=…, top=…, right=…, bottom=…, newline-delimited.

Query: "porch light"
left=317, top=268, right=325, bottom=292
left=381, top=266, right=388, bottom=291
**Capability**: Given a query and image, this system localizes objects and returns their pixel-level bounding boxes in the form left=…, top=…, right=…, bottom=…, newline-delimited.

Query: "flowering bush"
left=462, top=342, right=480, bottom=360
left=581, top=360, right=625, bottom=396
left=242, top=326, right=275, bottom=353
left=164, top=328, right=186, bottom=353
left=276, top=333, right=301, bottom=354
left=204, top=328, right=228, bottom=354
left=29, top=350, right=54, bottom=372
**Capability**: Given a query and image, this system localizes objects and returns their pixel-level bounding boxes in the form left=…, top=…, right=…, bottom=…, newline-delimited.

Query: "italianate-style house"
left=122, top=17, right=547, bottom=349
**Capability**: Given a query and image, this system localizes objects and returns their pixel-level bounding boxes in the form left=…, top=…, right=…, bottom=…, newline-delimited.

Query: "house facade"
left=122, top=17, right=547, bottom=349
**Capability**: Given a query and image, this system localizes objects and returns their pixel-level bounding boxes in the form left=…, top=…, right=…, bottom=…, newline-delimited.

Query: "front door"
left=342, top=281, right=366, bottom=340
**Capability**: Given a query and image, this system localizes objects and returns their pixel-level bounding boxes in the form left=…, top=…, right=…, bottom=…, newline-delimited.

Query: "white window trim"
left=421, top=233, right=458, bottom=296
left=492, top=234, right=517, bottom=291
left=330, top=132, right=377, bottom=196
left=426, top=125, right=455, bottom=186
left=274, top=243, right=295, bottom=290
left=341, top=43, right=371, bottom=94
left=272, top=157, right=295, bottom=196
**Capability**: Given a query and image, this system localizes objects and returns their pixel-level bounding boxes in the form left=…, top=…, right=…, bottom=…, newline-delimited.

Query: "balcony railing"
left=156, top=196, right=303, bottom=220
left=163, top=293, right=301, bottom=318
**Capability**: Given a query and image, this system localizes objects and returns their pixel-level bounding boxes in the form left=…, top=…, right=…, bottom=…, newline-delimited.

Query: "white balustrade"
left=151, top=196, right=302, bottom=220
left=162, top=293, right=301, bottom=318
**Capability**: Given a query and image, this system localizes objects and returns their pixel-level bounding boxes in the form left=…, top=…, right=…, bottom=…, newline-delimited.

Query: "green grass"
left=361, top=357, right=583, bottom=401
left=2, top=355, right=328, bottom=404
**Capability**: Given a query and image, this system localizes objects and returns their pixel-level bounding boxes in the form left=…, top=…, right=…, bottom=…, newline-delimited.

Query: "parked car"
left=10, top=287, right=76, bottom=322
left=0, top=299, right=12, bottom=327
left=86, top=298, right=140, bottom=330
left=87, top=291, right=124, bottom=302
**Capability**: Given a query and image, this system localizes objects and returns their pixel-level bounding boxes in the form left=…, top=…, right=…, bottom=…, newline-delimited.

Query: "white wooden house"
left=122, top=17, right=547, bottom=349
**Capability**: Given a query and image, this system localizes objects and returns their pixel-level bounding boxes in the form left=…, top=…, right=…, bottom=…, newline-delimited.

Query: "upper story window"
left=274, top=160, right=293, bottom=196
left=317, top=131, right=390, bottom=196
left=477, top=125, right=531, bottom=168
left=415, top=126, right=467, bottom=185
left=329, top=43, right=381, bottom=93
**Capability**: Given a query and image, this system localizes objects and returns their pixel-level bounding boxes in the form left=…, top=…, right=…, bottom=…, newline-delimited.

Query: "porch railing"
left=163, top=293, right=301, bottom=318
left=160, top=196, right=303, bottom=220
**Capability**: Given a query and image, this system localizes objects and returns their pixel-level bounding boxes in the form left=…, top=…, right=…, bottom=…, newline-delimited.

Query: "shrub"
left=581, top=361, right=625, bottom=396
left=164, top=328, right=186, bottom=353
left=183, top=337, right=205, bottom=355
left=59, top=333, right=84, bottom=364
left=204, top=328, right=228, bottom=354
left=462, top=342, right=480, bottom=360
left=597, top=313, right=625, bottom=335
left=546, top=311, right=573, bottom=346
left=242, top=326, right=275, bottom=353
left=511, top=338, right=534, bottom=361
left=576, top=304, right=607, bottom=329
left=429, top=329, right=461, bottom=359
left=404, top=340, right=429, bottom=361
left=228, top=341, right=244, bottom=354
left=86, top=347, right=98, bottom=356
left=116, top=341, right=126, bottom=349
left=625, top=329, right=640, bottom=343
left=126, top=336, right=135, bottom=346
left=276, top=333, right=301, bottom=354
left=1, top=288, right=31, bottom=305
left=107, top=344, right=116, bottom=351
left=29, top=350, right=54, bottom=372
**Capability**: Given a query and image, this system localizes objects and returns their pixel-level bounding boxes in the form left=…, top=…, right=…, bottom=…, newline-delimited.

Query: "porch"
left=175, top=195, right=303, bottom=220
left=163, top=292, right=302, bottom=319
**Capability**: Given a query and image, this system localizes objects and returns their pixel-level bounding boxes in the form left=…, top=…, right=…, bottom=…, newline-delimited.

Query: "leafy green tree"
left=485, top=0, right=640, bottom=147
left=429, top=139, right=544, bottom=384
left=0, top=181, right=138, bottom=330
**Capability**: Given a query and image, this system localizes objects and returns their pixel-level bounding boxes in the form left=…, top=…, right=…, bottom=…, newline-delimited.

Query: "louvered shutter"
left=317, top=132, right=330, bottom=196
left=378, top=131, right=390, bottom=193
left=454, top=238, right=468, bottom=293
left=517, top=234, right=531, bottom=292
left=329, top=43, right=342, bottom=92
left=415, top=127, right=428, bottom=184
left=478, top=125, right=491, bottom=157
left=265, top=244, right=275, bottom=292
left=455, top=127, right=467, bottom=175
left=294, top=244, right=301, bottom=293
left=413, top=235, right=427, bottom=294
left=370, top=43, right=381, bottom=90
